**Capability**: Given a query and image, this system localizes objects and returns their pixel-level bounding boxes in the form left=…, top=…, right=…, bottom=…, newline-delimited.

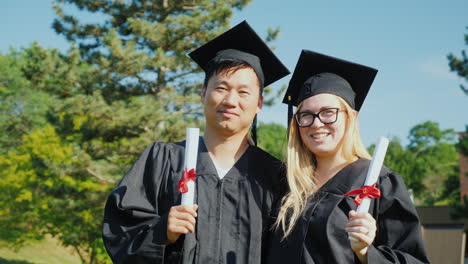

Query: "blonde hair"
left=275, top=96, right=371, bottom=238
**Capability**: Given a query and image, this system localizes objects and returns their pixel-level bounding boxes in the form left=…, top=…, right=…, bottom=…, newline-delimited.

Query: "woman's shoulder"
left=350, top=158, right=398, bottom=181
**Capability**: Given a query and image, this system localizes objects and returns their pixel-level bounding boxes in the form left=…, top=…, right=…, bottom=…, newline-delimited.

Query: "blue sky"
left=2, top=0, right=467, bottom=147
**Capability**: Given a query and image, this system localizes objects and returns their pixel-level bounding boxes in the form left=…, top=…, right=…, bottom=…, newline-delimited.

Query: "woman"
left=265, top=50, right=429, bottom=264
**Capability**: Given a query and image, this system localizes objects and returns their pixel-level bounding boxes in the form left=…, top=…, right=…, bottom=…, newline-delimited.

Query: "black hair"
left=202, top=58, right=262, bottom=145
left=203, top=59, right=263, bottom=91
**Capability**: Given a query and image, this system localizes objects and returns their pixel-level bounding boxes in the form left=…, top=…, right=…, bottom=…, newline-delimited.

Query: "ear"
left=256, top=95, right=264, bottom=114
left=201, top=86, right=206, bottom=104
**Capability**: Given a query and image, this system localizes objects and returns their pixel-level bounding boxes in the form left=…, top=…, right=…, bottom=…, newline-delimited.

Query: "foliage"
left=0, top=125, right=111, bottom=263
left=0, top=1, right=290, bottom=263
left=51, top=0, right=279, bottom=102
left=370, top=121, right=459, bottom=205
left=447, top=27, right=468, bottom=95
left=456, top=126, right=468, bottom=156
left=257, top=122, right=287, bottom=161
left=0, top=49, right=51, bottom=154
left=447, top=27, right=468, bottom=221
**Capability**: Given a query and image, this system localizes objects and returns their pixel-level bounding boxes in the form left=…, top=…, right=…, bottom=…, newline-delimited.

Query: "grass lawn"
left=0, top=236, right=81, bottom=264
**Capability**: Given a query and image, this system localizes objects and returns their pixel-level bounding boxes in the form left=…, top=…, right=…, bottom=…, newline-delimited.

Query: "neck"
left=203, top=127, right=250, bottom=168
left=314, top=151, right=355, bottom=187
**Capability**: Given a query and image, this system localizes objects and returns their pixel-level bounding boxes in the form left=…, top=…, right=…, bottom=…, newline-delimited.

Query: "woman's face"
left=297, top=93, right=347, bottom=159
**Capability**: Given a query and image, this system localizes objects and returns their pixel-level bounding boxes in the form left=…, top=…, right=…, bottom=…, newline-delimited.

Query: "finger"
left=169, top=210, right=196, bottom=225
left=170, top=225, right=191, bottom=235
left=176, top=205, right=198, bottom=217
left=171, top=208, right=198, bottom=221
left=364, top=213, right=376, bottom=225
left=179, top=219, right=196, bottom=233
left=347, top=232, right=373, bottom=246
left=347, top=218, right=368, bottom=227
left=350, top=212, right=376, bottom=224
left=170, top=219, right=195, bottom=234
left=347, top=216, right=375, bottom=227
left=175, top=213, right=197, bottom=226
left=347, top=218, right=377, bottom=235
left=356, top=212, right=376, bottom=225
left=347, top=222, right=376, bottom=236
left=348, top=210, right=357, bottom=218
left=345, top=226, right=369, bottom=234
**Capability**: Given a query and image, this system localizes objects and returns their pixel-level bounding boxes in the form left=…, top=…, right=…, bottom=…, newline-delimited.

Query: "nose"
left=222, top=91, right=238, bottom=107
left=310, top=115, right=324, bottom=128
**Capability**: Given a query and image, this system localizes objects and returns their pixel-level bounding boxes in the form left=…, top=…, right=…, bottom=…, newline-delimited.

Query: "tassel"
left=287, top=95, right=293, bottom=139
left=252, top=115, right=257, bottom=145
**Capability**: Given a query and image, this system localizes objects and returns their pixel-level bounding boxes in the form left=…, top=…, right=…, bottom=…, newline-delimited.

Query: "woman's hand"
left=166, top=204, right=198, bottom=245
left=345, top=210, right=377, bottom=264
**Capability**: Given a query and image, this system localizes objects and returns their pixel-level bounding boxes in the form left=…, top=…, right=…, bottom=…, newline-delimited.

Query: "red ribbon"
left=177, top=168, right=196, bottom=194
left=343, top=183, right=381, bottom=205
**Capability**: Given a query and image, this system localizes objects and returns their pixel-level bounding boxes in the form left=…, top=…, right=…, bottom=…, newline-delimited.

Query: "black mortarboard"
left=189, top=20, right=290, bottom=88
left=283, top=50, right=377, bottom=130
left=189, top=21, right=290, bottom=145
left=283, top=50, right=377, bottom=110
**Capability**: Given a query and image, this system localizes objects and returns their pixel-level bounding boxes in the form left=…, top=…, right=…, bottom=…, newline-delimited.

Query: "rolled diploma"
left=356, top=136, right=389, bottom=213
left=349, top=136, right=389, bottom=241
left=181, top=128, right=199, bottom=206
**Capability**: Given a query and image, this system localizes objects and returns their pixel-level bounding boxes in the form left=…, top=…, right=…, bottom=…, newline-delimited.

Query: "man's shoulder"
left=249, top=145, right=284, bottom=169
left=148, top=140, right=184, bottom=152
left=138, top=141, right=186, bottom=163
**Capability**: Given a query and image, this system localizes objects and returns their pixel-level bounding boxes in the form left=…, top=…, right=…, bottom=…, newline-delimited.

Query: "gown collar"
left=195, top=136, right=252, bottom=179
left=318, top=158, right=370, bottom=195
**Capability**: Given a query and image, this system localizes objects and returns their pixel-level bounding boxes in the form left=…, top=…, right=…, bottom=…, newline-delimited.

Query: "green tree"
left=0, top=125, right=110, bottom=263
left=0, top=44, right=110, bottom=263
left=257, top=122, right=287, bottom=160
left=447, top=27, right=468, bottom=223
left=407, top=121, right=459, bottom=205
left=0, top=42, right=96, bottom=155
left=372, top=121, right=459, bottom=205
left=457, top=126, right=468, bottom=156
left=49, top=0, right=283, bottom=180
left=377, top=137, right=426, bottom=197
left=0, top=48, right=51, bottom=154
left=1, top=1, right=286, bottom=264
left=52, top=0, right=279, bottom=103
left=447, top=27, right=468, bottom=95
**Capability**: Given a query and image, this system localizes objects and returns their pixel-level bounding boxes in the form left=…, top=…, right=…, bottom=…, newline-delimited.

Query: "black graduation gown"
left=102, top=137, right=285, bottom=264
left=265, top=158, right=430, bottom=264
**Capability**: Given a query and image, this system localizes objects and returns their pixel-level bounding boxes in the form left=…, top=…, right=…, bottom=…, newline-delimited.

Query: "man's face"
left=201, top=67, right=263, bottom=136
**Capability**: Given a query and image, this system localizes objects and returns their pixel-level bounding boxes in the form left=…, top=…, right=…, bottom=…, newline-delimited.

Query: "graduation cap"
left=189, top=20, right=290, bottom=144
left=283, top=50, right=378, bottom=129
left=188, top=20, right=290, bottom=88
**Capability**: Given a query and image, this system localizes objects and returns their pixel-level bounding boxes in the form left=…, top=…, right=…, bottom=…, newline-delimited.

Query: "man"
left=102, top=21, right=290, bottom=264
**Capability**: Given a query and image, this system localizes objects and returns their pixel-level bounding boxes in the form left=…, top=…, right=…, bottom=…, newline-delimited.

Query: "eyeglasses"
left=295, top=108, right=343, bottom=127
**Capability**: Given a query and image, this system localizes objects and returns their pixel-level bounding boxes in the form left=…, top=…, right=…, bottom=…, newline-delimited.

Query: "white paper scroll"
left=181, top=128, right=199, bottom=206
left=356, top=136, right=389, bottom=213
left=349, top=136, right=389, bottom=242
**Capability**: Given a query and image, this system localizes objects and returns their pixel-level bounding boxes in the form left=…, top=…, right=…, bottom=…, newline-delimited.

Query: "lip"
left=309, top=132, right=330, bottom=141
left=218, top=110, right=239, bottom=117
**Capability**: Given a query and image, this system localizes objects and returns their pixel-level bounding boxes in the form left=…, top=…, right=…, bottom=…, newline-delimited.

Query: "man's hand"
left=166, top=204, right=199, bottom=245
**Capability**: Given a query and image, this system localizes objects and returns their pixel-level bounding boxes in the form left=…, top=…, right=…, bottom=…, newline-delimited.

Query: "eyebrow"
left=212, top=80, right=255, bottom=90
left=213, top=80, right=229, bottom=86
left=300, top=106, right=339, bottom=112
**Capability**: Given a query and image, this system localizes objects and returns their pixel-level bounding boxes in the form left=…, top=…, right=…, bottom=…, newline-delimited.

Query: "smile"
left=311, top=133, right=330, bottom=139
left=219, top=110, right=239, bottom=117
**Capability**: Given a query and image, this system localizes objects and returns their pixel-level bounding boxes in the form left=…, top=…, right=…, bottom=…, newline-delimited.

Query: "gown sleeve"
left=366, top=171, right=430, bottom=264
left=102, top=142, right=179, bottom=264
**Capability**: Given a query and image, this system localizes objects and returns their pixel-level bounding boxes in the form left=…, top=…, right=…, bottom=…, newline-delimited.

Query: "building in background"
left=415, top=132, right=468, bottom=264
